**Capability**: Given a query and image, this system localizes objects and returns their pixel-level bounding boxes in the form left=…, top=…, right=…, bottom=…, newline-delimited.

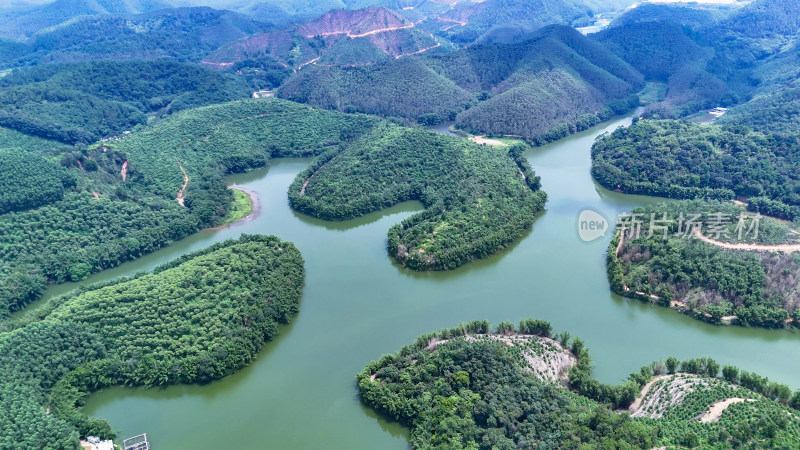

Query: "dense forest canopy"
left=594, top=0, right=800, bottom=119
left=717, top=43, right=800, bottom=135
left=0, top=235, right=304, bottom=449
left=592, top=119, right=800, bottom=220
left=0, top=99, right=379, bottom=315
left=360, top=319, right=800, bottom=449
left=288, top=125, right=547, bottom=270
left=0, top=0, right=173, bottom=40
left=0, top=60, right=251, bottom=144
left=0, top=147, right=76, bottom=213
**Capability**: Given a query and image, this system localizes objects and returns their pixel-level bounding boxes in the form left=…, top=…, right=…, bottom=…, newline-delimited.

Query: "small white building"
left=252, top=89, right=275, bottom=99
left=80, top=437, right=115, bottom=450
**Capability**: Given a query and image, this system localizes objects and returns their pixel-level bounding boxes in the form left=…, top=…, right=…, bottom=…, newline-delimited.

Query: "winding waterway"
left=47, top=113, right=798, bottom=449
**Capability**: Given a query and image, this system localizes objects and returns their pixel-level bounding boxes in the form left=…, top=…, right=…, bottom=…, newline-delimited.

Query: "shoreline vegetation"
left=359, top=319, right=800, bottom=449
left=0, top=235, right=304, bottom=448
left=592, top=119, right=800, bottom=221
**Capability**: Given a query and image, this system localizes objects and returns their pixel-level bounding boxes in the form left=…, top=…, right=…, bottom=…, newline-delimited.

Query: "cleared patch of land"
left=700, top=398, right=755, bottom=423
left=469, top=136, right=508, bottom=146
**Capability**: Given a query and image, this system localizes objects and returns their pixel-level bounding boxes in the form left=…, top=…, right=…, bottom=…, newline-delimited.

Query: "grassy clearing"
left=222, top=188, right=252, bottom=225
left=638, top=82, right=667, bottom=105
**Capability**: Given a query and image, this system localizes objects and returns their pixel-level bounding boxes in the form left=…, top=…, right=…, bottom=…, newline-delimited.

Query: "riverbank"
left=208, top=186, right=259, bottom=230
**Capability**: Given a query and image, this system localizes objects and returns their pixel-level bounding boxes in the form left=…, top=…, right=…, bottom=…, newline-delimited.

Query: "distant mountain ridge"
left=424, top=0, right=593, bottom=44
left=296, top=6, right=410, bottom=38
left=1, top=7, right=272, bottom=68
left=279, top=24, right=643, bottom=144
left=203, top=6, right=445, bottom=68
left=0, top=0, right=172, bottom=39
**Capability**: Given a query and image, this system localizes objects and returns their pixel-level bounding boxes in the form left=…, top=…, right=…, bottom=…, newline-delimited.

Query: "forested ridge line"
left=0, top=7, right=272, bottom=69
left=0, top=234, right=304, bottom=449
left=360, top=319, right=800, bottom=449
left=288, top=124, right=547, bottom=271
left=593, top=0, right=800, bottom=126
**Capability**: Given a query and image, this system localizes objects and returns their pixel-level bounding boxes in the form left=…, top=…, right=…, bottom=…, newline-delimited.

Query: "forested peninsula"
left=288, top=126, right=547, bottom=270
left=360, top=319, right=800, bottom=449
left=0, top=234, right=304, bottom=449
left=608, top=201, right=800, bottom=329
left=0, top=97, right=549, bottom=313
left=0, top=99, right=377, bottom=315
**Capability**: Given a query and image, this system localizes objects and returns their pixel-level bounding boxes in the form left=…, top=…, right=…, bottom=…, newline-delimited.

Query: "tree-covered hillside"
left=717, top=43, right=800, bottom=135
left=0, top=234, right=304, bottom=448
left=360, top=319, right=800, bottom=449
left=0, top=60, right=251, bottom=143
left=281, top=57, right=474, bottom=121
left=592, top=119, right=800, bottom=220
left=593, top=8, right=737, bottom=116
left=594, top=0, right=800, bottom=118
left=0, top=99, right=378, bottom=316
left=420, top=0, right=593, bottom=44
left=2, top=7, right=272, bottom=68
left=289, top=125, right=546, bottom=270
left=608, top=201, right=800, bottom=329
left=281, top=25, right=643, bottom=144
left=595, top=22, right=710, bottom=82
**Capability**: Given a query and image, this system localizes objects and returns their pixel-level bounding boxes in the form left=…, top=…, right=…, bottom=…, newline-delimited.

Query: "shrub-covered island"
left=0, top=234, right=304, bottom=449
left=288, top=125, right=547, bottom=270
left=359, top=319, right=800, bottom=449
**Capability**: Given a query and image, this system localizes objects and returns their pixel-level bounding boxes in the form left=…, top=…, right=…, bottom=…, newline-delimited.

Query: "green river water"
left=35, top=113, right=797, bottom=449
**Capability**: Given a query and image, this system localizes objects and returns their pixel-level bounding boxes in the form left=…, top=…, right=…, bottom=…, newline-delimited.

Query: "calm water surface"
left=50, top=114, right=799, bottom=449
